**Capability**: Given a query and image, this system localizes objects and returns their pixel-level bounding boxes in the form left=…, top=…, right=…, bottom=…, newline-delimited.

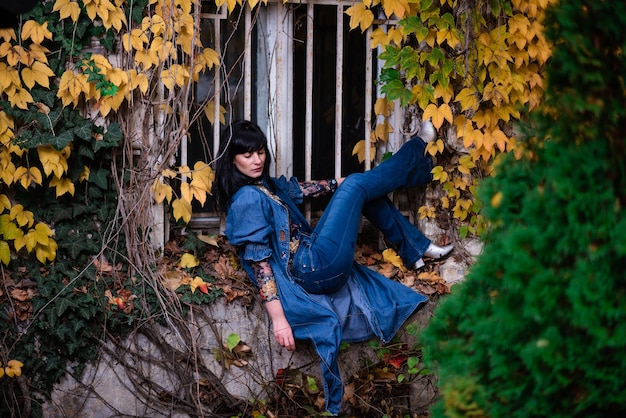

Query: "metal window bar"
left=186, top=1, right=385, bottom=233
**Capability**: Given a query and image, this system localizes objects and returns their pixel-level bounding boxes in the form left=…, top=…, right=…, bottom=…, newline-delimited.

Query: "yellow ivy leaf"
left=345, top=3, right=374, bottom=33
left=0, top=241, right=9, bottom=265
left=387, top=27, right=404, bottom=45
left=134, top=49, right=158, bottom=70
left=426, top=139, right=444, bottom=157
left=172, top=198, right=192, bottom=223
left=161, top=169, right=177, bottom=179
left=351, top=140, right=377, bottom=164
left=382, top=248, right=406, bottom=272
left=50, top=176, right=75, bottom=197
left=0, top=62, right=20, bottom=90
left=21, top=61, right=55, bottom=89
left=35, top=239, right=58, bottom=263
left=83, top=0, right=98, bottom=20
left=2, top=44, right=27, bottom=67
left=79, top=166, right=90, bottom=182
left=181, top=181, right=207, bottom=206
left=201, top=47, right=220, bottom=70
left=204, top=100, right=226, bottom=125
left=424, top=28, right=437, bottom=48
left=194, top=48, right=219, bottom=79
left=381, top=0, right=409, bottom=19
left=34, top=222, right=54, bottom=245
left=151, top=178, right=173, bottom=204
left=149, top=14, right=166, bottom=36
left=189, top=276, right=208, bottom=293
left=374, top=119, right=393, bottom=142
left=191, top=161, right=215, bottom=194
left=508, top=13, right=531, bottom=37
left=463, top=128, right=484, bottom=149
left=6, top=360, right=23, bottom=377
left=436, top=27, right=461, bottom=49
left=418, top=204, right=435, bottom=220
left=434, top=83, right=454, bottom=104
left=161, top=64, right=189, bottom=91
left=101, top=5, right=127, bottom=31
left=179, top=253, right=199, bottom=268
left=13, top=166, right=42, bottom=189
left=122, top=28, right=149, bottom=52
left=455, top=87, right=479, bottom=112
left=21, top=21, right=53, bottom=44
left=14, top=229, right=36, bottom=252
left=0, top=28, right=16, bottom=42
left=457, top=155, right=476, bottom=175
left=0, top=161, right=15, bottom=185
left=422, top=103, right=453, bottom=130
left=53, top=0, right=82, bottom=22
left=107, top=67, right=127, bottom=87
left=248, top=0, right=268, bottom=9
left=453, top=198, right=473, bottom=221
left=8, top=88, right=33, bottom=110
left=0, top=194, right=10, bottom=211
left=27, top=44, right=50, bottom=65
left=57, top=71, right=89, bottom=107
left=431, top=165, right=448, bottom=183
left=10, top=204, right=34, bottom=228
left=491, top=128, right=509, bottom=152
left=374, top=97, right=393, bottom=117
left=0, top=214, right=23, bottom=240
left=370, top=28, right=390, bottom=49
left=128, top=70, right=149, bottom=94
left=411, top=84, right=435, bottom=111
left=21, top=230, right=38, bottom=252
left=509, top=31, right=529, bottom=52
left=38, top=145, right=68, bottom=177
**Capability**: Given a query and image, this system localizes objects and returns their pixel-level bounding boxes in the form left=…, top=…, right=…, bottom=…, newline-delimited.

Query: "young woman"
left=214, top=120, right=452, bottom=415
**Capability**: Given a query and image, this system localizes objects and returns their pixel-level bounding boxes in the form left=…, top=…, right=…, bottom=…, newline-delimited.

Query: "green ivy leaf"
left=56, top=297, right=77, bottom=317
left=74, top=120, right=94, bottom=141
left=380, top=80, right=412, bottom=107
left=89, top=168, right=110, bottom=190
left=379, top=45, right=401, bottom=67
left=49, top=131, right=74, bottom=150
left=226, top=333, right=241, bottom=352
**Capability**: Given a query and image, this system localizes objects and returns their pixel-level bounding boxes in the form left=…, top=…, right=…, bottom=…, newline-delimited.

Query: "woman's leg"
left=361, top=196, right=431, bottom=267
left=291, top=136, right=432, bottom=293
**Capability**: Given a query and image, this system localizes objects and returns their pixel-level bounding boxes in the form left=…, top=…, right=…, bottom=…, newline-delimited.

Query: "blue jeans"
left=291, top=136, right=433, bottom=294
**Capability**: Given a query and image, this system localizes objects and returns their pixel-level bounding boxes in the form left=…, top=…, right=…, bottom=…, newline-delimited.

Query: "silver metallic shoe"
left=424, top=243, right=454, bottom=259
left=413, top=258, right=425, bottom=270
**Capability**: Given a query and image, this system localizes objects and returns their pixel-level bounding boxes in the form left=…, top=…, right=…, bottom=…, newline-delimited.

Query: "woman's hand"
left=272, top=317, right=295, bottom=351
left=264, top=299, right=296, bottom=351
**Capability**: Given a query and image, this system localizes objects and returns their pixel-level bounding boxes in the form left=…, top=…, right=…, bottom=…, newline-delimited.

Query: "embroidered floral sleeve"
left=251, top=259, right=279, bottom=302
left=299, top=179, right=338, bottom=198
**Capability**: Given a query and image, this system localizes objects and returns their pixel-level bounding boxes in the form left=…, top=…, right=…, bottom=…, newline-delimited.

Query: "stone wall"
left=42, top=239, right=481, bottom=417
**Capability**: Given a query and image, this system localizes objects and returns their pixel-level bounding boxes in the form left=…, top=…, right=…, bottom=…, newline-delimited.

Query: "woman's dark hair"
left=214, top=120, right=272, bottom=211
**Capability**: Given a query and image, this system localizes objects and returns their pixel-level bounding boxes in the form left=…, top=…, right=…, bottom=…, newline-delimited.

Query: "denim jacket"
left=225, top=176, right=427, bottom=415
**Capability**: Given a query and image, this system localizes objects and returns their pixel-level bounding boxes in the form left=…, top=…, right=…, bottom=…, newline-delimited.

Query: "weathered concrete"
left=42, top=240, right=480, bottom=417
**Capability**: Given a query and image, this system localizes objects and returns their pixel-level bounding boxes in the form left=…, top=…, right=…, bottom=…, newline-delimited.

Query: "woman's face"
left=233, top=148, right=266, bottom=179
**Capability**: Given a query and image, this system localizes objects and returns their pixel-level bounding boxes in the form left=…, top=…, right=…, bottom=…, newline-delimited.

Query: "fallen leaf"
left=377, top=263, right=398, bottom=278
left=197, top=233, right=219, bottom=246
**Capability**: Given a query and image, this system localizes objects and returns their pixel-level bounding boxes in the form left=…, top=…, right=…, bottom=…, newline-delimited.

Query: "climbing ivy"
left=346, top=0, right=554, bottom=237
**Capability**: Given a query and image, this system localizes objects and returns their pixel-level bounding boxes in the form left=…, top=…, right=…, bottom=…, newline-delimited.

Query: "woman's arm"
left=299, top=178, right=345, bottom=198
left=251, top=260, right=295, bottom=351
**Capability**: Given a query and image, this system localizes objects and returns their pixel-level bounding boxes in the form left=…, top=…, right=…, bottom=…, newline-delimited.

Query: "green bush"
left=421, top=1, right=626, bottom=417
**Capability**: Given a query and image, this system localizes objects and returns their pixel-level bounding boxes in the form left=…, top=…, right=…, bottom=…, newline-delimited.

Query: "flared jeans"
left=291, top=136, right=433, bottom=294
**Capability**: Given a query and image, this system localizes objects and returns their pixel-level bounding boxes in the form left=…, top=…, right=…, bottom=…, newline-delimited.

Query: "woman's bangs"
left=231, top=129, right=265, bottom=154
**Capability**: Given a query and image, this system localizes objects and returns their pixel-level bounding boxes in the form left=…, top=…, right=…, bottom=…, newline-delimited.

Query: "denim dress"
left=225, top=175, right=428, bottom=415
